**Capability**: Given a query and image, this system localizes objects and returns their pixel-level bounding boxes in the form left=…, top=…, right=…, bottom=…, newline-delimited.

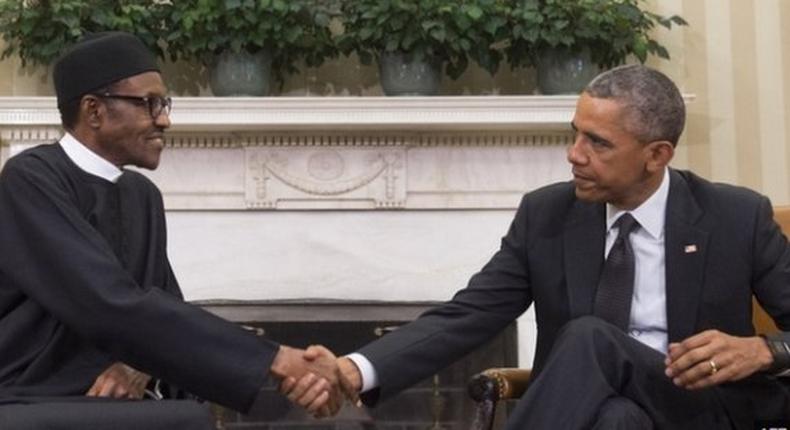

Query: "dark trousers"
left=504, top=316, right=734, bottom=430
left=0, top=398, right=214, bottom=430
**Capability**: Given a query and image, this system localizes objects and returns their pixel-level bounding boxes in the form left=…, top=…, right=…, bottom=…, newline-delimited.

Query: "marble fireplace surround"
left=0, top=95, right=582, bottom=367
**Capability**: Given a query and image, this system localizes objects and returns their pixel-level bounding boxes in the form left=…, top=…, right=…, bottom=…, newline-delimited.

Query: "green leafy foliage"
left=0, top=0, right=686, bottom=86
left=335, top=0, right=508, bottom=80
left=0, top=0, right=337, bottom=84
left=0, top=0, right=164, bottom=67
left=504, top=0, right=687, bottom=69
left=161, top=0, right=338, bottom=84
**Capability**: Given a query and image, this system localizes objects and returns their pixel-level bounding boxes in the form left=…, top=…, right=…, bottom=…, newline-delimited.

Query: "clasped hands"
left=271, top=344, right=362, bottom=417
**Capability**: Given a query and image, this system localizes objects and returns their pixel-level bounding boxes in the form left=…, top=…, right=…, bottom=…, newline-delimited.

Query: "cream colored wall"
left=0, top=41, right=52, bottom=96
left=2, top=0, right=789, bottom=203
left=646, top=0, right=790, bottom=204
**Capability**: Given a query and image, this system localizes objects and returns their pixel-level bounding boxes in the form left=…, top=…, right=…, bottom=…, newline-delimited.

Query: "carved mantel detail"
left=246, top=147, right=406, bottom=209
left=164, top=131, right=573, bottom=149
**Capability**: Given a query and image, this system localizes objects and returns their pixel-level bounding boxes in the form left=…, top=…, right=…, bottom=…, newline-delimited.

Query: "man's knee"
left=546, top=316, right=641, bottom=373
left=592, top=397, right=653, bottom=430
left=556, top=316, right=622, bottom=346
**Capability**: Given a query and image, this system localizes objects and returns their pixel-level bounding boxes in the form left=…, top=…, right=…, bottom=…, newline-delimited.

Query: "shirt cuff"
left=346, top=352, right=379, bottom=393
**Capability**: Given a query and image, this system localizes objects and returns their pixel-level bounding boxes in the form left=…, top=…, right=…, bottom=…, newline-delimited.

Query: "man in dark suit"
left=285, top=65, right=790, bottom=428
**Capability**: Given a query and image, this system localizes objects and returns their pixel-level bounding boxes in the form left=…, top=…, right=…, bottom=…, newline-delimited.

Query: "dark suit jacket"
left=358, top=169, right=790, bottom=423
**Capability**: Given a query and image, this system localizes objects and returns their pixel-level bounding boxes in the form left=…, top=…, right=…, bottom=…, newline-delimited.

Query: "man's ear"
left=80, top=95, right=102, bottom=129
left=645, top=140, right=675, bottom=173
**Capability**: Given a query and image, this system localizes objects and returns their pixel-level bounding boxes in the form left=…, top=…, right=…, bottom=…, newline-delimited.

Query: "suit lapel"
left=564, top=201, right=606, bottom=319
left=664, top=170, right=709, bottom=343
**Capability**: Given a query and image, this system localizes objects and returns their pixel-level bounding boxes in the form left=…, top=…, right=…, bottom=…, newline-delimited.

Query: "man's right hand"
left=277, top=346, right=362, bottom=417
left=271, top=345, right=351, bottom=416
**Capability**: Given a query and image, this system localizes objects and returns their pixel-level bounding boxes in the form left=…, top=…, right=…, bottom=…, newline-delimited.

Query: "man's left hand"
left=664, top=330, right=773, bottom=390
left=86, top=362, right=151, bottom=399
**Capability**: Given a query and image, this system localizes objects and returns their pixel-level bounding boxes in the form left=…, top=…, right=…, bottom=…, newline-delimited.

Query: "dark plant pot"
left=209, top=50, right=273, bottom=96
left=377, top=51, right=441, bottom=96
left=536, top=47, right=600, bottom=95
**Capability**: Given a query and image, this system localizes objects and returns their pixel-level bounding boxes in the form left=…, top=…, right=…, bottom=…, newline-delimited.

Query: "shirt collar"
left=58, top=132, right=123, bottom=183
left=605, top=167, right=670, bottom=240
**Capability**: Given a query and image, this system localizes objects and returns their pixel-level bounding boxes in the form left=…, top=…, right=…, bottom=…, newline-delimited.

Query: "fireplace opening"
left=200, top=301, right=518, bottom=430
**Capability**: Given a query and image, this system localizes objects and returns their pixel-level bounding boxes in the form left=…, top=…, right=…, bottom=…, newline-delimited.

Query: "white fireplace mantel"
left=1, top=95, right=578, bottom=131
left=1, top=96, right=578, bottom=211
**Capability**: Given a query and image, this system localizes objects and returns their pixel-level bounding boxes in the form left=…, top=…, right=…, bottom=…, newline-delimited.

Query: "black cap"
left=53, top=32, right=159, bottom=106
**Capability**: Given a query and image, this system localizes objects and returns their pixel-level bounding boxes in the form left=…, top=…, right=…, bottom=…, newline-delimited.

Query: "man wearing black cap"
left=0, top=32, right=345, bottom=428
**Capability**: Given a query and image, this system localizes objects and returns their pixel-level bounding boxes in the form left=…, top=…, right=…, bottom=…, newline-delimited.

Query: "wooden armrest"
left=468, top=368, right=532, bottom=430
left=468, top=367, right=532, bottom=402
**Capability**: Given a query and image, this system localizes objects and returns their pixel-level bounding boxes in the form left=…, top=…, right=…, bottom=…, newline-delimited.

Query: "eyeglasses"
left=94, top=93, right=172, bottom=119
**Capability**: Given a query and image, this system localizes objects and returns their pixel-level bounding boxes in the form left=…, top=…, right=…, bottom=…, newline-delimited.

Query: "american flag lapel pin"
left=684, top=244, right=698, bottom=253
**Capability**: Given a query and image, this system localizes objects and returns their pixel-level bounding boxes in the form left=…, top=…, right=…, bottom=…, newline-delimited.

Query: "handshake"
left=270, top=344, right=363, bottom=417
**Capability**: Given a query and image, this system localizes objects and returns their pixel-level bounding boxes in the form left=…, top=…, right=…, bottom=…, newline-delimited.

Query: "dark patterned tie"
left=594, top=213, right=640, bottom=331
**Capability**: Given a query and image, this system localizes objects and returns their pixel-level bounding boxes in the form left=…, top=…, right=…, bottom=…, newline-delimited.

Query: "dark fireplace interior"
left=200, top=301, right=518, bottom=430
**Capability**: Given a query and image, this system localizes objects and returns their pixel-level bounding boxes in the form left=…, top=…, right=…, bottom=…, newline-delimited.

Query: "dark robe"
left=0, top=143, right=277, bottom=412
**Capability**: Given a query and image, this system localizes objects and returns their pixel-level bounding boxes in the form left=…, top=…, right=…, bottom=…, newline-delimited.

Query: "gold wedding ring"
left=708, top=359, right=719, bottom=375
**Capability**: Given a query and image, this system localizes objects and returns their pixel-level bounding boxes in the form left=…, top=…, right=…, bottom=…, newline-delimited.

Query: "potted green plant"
left=336, top=0, right=507, bottom=96
left=504, top=0, right=687, bottom=94
left=0, top=0, right=163, bottom=67
left=160, top=0, right=337, bottom=96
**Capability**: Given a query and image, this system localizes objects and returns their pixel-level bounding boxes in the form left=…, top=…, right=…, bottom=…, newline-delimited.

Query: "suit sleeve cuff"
left=346, top=352, right=379, bottom=393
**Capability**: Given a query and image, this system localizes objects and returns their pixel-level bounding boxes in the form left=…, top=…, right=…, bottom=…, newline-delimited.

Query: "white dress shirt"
left=59, top=132, right=123, bottom=183
left=606, top=168, right=670, bottom=354
left=348, top=168, right=672, bottom=393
